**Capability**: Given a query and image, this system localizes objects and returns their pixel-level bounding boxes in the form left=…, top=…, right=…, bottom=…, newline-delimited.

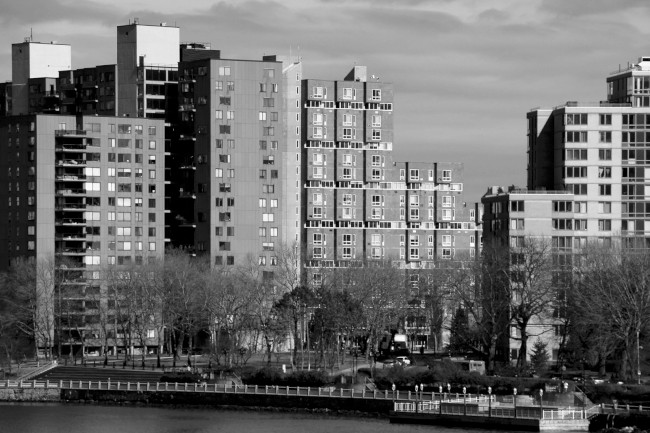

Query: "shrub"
left=243, top=367, right=332, bottom=387
left=159, top=372, right=202, bottom=383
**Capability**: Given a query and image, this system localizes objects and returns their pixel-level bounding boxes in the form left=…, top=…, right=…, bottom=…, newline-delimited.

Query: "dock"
left=389, top=394, right=594, bottom=431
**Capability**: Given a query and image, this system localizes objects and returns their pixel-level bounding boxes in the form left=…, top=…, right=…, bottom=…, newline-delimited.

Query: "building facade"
left=0, top=114, right=166, bottom=356
left=484, top=55, right=650, bottom=364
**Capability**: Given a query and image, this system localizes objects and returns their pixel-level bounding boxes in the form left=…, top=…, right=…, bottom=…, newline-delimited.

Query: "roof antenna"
left=30, top=28, right=33, bottom=42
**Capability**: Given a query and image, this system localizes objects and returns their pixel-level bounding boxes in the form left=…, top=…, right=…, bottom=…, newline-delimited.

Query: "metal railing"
left=0, top=379, right=405, bottom=400
left=15, top=361, right=58, bottom=381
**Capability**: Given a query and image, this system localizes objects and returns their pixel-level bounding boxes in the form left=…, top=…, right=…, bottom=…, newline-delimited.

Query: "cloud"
left=0, top=0, right=648, bottom=201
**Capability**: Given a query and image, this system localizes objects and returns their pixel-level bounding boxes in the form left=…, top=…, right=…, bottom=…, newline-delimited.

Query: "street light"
left=463, top=386, right=467, bottom=416
left=413, top=385, right=419, bottom=413
left=392, top=383, right=396, bottom=402
left=513, top=387, right=517, bottom=419
left=447, top=383, right=451, bottom=401
left=420, top=383, right=424, bottom=401
left=539, top=389, right=544, bottom=419
left=487, top=386, right=492, bottom=418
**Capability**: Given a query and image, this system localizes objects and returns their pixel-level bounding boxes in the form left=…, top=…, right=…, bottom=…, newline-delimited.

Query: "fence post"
left=255, top=385, right=258, bottom=395
left=340, top=388, right=343, bottom=397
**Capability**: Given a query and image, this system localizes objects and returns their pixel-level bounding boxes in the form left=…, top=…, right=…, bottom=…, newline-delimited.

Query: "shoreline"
left=0, top=398, right=388, bottom=419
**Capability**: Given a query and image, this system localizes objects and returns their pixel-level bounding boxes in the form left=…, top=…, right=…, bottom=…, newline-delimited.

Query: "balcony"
left=57, top=159, right=87, bottom=167
left=56, top=218, right=87, bottom=226
left=178, top=104, right=195, bottom=112
left=58, top=248, right=87, bottom=256
left=178, top=190, right=196, bottom=199
left=56, top=188, right=86, bottom=196
left=56, top=174, right=86, bottom=182
left=55, top=130, right=86, bottom=137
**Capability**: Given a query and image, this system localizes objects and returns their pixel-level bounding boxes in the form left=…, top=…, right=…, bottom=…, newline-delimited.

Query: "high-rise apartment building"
left=483, top=55, right=650, bottom=363
left=10, top=39, right=71, bottom=116
left=0, top=114, right=166, bottom=356
left=300, top=67, right=481, bottom=349
left=166, top=53, right=302, bottom=273
left=301, top=67, right=479, bottom=279
left=117, top=20, right=180, bottom=118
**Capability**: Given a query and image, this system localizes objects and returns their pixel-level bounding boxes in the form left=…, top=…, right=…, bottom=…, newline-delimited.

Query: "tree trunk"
left=518, top=327, right=529, bottom=370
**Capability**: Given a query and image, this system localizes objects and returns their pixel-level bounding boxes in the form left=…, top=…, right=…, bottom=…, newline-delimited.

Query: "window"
left=599, top=131, right=612, bottom=143
left=566, top=183, right=587, bottom=195
left=564, top=166, right=587, bottom=178
left=371, top=115, right=381, bottom=127
left=598, top=166, right=611, bottom=178
left=565, top=149, right=588, bottom=160
left=372, top=129, right=381, bottom=140
left=218, top=66, right=231, bottom=76
left=598, top=202, right=612, bottom=214
left=510, top=201, right=524, bottom=212
left=566, top=131, right=588, bottom=143
left=343, top=114, right=356, bottom=126
left=599, top=184, right=611, bottom=196
left=227, top=110, right=235, bottom=120
left=600, top=114, right=612, bottom=125
left=342, top=88, right=353, bottom=100
left=371, top=89, right=381, bottom=101
left=566, top=113, right=587, bottom=125
left=510, top=219, right=525, bottom=230
left=312, top=86, right=325, bottom=98
left=441, top=170, right=452, bottom=181
left=599, top=149, right=612, bottom=160
left=598, top=219, right=612, bottom=231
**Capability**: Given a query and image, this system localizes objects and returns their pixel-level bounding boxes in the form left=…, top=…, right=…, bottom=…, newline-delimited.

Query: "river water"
left=0, top=403, right=530, bottom=433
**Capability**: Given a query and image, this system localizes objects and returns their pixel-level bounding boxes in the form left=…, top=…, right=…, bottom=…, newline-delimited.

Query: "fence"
left=0, top=380, right=406, bottom=400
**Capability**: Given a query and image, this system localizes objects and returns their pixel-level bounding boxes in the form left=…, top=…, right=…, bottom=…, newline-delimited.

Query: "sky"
left=1, top=0, right=650, bottom=202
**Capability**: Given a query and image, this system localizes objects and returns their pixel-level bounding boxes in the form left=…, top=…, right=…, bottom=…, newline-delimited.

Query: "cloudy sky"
left=1, top=0, right=649, bottom=201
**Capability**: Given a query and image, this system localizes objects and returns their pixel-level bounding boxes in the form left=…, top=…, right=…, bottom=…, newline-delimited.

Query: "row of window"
left=562, top=149, right=612, bottom=161
left=82, top=182, right=157, bottom=192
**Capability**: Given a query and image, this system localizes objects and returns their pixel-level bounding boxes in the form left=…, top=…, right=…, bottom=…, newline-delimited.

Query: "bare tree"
left=507, top=238, right=558, bottom=369
left=574, top=242, right=650, bottom=379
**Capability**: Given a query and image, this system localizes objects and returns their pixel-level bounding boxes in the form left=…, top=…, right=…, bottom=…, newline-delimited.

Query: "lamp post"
left=420, top=383, right=424, bottom=401
left=463, top=386, right=467, bottom=416
left=439, top=385, right=443, bottom=415
left=415, top=385, right=419, bottom=413
left=513, top=387, right=517, bottom=419
left=638, top=329, right=642, bottom=385
left=439, top=385, right=443, bottom=400
left=447, top=383, right=451, bottom=401
left=392, top=383, right=396, bottom=402
left=487, top=386, right=492, bottom=418
left=539, top=389, right=544, bottom=419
